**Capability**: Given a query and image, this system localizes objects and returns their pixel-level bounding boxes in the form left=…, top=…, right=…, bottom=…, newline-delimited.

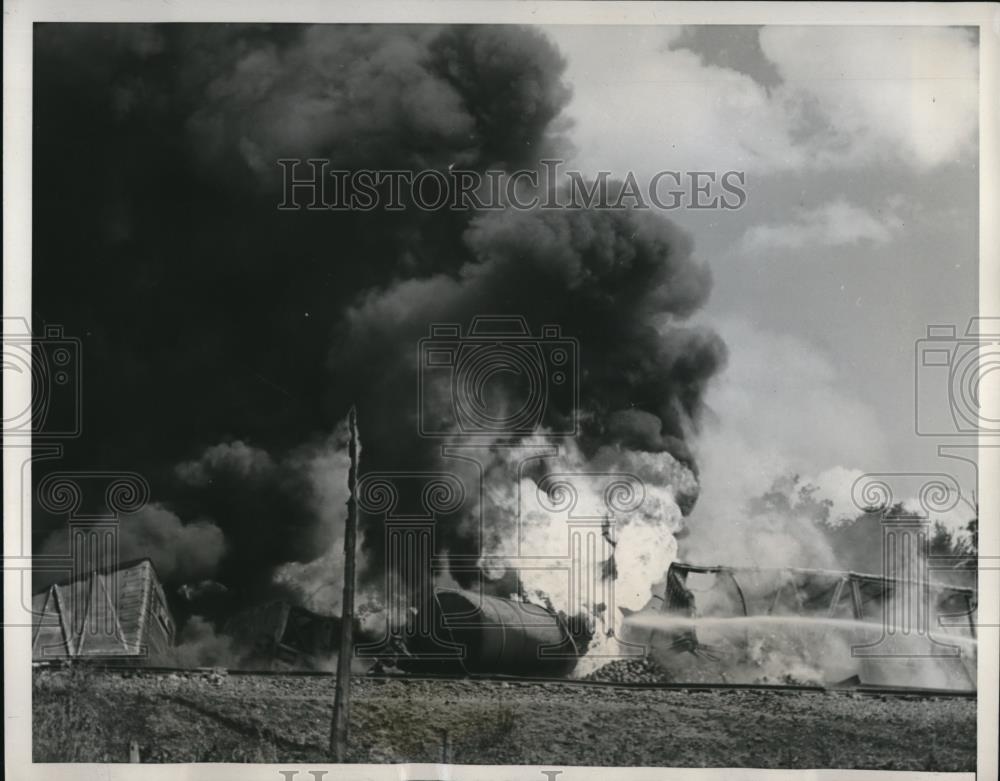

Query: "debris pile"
left=583, top=655, right=672, bottom=684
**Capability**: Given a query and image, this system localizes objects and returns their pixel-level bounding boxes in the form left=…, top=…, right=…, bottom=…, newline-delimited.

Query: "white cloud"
left=740, top=198, right=903, bottom=253
left=759, top=26, right=979, bottom=170
left=546, top=26, right=977, bottom=175
left=548, top=26, right=802, bottom=174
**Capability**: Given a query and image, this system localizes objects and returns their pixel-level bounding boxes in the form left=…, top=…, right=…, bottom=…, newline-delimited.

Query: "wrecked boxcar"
left=32, top=558, right=175, bottom=665
left=622, top=562, right=977, bottom=690
left=224, top=601, right=339, bottom=670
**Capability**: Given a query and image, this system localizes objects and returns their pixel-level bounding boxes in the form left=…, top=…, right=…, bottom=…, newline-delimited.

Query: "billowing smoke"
left=303, top=184, right=726, bottom=677
left=37, top=502, right=226, bottom=585
left=32, top=23, right=725, bottom=649
left=170, top=615, right=238, bottom=668
left=336, top=205, right=723, bottom=580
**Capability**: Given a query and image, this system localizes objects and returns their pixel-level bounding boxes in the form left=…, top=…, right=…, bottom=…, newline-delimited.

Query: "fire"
left=469, top=436, right=697, bottom=676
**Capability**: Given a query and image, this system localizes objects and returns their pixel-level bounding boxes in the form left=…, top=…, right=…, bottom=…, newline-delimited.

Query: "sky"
left=544, top=25, right=981, bottom=526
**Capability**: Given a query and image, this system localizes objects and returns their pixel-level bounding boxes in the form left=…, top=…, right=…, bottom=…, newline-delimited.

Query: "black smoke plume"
left=32, top=23, right=725, bottom=624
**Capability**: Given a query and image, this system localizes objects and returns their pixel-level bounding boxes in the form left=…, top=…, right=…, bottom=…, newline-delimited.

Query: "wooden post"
left=439, top=728, right=451, bottom=763
left=331, top=405, right=360, bottom=761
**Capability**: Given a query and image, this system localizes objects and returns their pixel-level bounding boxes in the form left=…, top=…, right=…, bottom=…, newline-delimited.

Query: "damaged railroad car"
left=621, top=561, right=977, bottom=690
left=32, top=558, right=175, bottom=665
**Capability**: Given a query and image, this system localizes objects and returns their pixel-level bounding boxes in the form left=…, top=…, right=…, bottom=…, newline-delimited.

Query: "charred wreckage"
left=32, top=558, right=976, bottom=691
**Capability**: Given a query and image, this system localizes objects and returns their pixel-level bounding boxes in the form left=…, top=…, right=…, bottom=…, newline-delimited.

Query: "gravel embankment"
left=33, top=666, right=976, bottom=769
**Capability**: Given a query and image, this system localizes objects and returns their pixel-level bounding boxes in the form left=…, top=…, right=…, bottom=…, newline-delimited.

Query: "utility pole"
left=331, top=405, right=359, bottom=761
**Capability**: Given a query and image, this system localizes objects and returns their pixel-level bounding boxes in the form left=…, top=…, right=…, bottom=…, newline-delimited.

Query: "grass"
left=465, top=694, right=518, bottom=758
left=32, top=668, right=977, bottom=768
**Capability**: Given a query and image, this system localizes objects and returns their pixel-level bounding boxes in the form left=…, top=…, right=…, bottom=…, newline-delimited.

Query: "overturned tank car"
left=396, top=589, right=581, bottom=677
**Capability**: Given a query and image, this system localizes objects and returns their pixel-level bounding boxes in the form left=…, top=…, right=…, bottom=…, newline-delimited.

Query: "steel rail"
left=31, top=661, right=976, bottom=699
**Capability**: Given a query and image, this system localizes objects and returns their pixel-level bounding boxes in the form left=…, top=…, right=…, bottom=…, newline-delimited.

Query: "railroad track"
left=32, top=661, right=976, bottom=699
